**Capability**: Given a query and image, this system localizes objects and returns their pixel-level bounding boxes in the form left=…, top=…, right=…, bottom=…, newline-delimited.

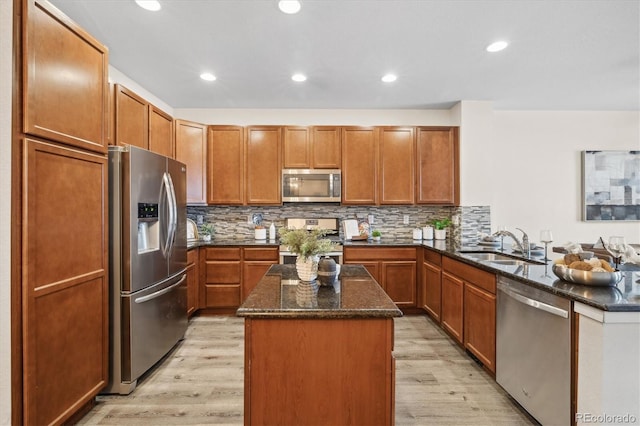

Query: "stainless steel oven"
left=278, top=218, right=343, bottom=264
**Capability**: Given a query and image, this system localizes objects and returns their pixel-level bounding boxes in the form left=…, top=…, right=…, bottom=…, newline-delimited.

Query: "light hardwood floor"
left=78, top=315, right=537, bottom=425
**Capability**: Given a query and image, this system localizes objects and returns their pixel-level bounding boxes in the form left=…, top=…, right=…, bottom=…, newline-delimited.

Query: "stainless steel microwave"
left=282, top=169, right=341, bottom=202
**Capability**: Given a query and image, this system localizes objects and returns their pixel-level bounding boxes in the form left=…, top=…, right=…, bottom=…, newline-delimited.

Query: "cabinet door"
left=24, top=0, right=108, bottom=153
left=246, top=126, right=282, bottom=205
left=114, top=84, right=148, bottom=149
left=148, top=105, right=174, bottom=158
left=23, top=139, right=108, bottom=426
left=283, top=126, right=310, bottom=168
left=341, top=127, right=377, bottom=204
left=464, top=284, right=496, bottom=373
left=175, top=119, right=207, bottom=205
left=382, top=261, right=416, bottom=307
left=311, top=126, right=341, bottom=169
left=441, top=271, right=464, bottom=344
left=422, top=260, right=442, bottom=321
left=242, top=247, right=279, bottom=301
left=379, top=127, right=415, bottom=204
left=208, top=126, right=244, bottom=205
left=186, top=249, right=199, bottom=317
left=416, top=127, right=459, bottom=205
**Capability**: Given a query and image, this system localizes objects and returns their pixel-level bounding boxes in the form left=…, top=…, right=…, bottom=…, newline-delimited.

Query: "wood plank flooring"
left=77, top=315, right=537, bottom=425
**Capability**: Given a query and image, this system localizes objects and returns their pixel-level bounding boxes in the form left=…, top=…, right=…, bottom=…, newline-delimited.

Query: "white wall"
left=0, top=0, right=12, bottom=422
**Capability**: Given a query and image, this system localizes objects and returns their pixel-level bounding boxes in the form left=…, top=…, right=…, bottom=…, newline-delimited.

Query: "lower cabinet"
left=186, top=248, right=199, bottom=317
left=201, top=246, right=278, bottom=313
left=421, top=248, right=442, bottom=321
left=344, top=246, right=417, bottom=307
left=442, top=255, right=497, bottom=374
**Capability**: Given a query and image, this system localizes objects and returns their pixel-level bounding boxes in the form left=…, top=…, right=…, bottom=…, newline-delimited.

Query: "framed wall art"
left=582, top=150, right=640, bottom=221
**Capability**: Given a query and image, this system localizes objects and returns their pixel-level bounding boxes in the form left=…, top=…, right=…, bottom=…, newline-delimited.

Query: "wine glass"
left=539, top=230, right=553, bottom=262
left=606, top=236, right=626, bottom=270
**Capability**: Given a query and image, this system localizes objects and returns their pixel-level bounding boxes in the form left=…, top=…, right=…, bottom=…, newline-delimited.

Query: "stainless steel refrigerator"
left=104, top=145, right=188, bottom=394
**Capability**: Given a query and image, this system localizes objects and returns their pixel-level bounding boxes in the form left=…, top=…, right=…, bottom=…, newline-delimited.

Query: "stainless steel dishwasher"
left=497, top=276, right=572, bottom=426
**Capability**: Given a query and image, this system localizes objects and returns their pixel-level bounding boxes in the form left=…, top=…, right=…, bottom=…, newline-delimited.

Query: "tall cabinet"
left=17, top=0, right=109, bottom=424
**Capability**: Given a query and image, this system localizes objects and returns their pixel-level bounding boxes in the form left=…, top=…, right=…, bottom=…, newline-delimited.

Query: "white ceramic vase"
left=434, top=229, right=447, bottom=240
left=296, top=254, right=320, bottom=282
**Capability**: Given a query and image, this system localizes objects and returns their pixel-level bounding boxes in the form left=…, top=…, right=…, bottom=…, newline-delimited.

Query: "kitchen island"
left=236, top=264, right=402, bottom=426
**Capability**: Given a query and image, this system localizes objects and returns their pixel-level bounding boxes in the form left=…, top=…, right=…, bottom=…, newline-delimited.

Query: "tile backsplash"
left=187, top=204, right=491, bottom=246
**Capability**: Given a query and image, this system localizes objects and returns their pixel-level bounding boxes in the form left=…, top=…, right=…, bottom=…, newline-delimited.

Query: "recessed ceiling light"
left=135, top=0, right=161, bottom=11
left=486, top=41, right=508, bottom=52
left=381, top=74, right=397, bottom=83
left=291, top=73, right=307, bottom=82
left=200, top=72, right=216, bottom=82
left=279, top=0, right=301, bottom=14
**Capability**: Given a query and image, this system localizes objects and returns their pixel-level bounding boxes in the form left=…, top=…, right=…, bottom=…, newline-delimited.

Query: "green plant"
left=279, top=227, right=335, bottom=260
left=431, top=218, right=452, bottom=230
left=200, top=223, right=214, bottom=236
left=371, top=229, right=382, bottom=237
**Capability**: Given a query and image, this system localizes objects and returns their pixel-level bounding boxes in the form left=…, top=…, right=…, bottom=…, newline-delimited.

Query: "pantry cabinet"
left=341, top=127, right=378, bottom=205
left=207, top=126, right=244, bottom=205
left=416, top=127, right=460, bottom=205
left=175, top=119, right=208, bottom=205
left=246, top=126, right=282, bottom=205
left=441, top=256, right=496, bottom=374
left=343, top=246, right=417, bottom=307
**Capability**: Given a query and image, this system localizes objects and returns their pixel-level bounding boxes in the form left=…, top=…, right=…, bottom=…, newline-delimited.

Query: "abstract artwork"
left=582, top=150, right=640, bottom=221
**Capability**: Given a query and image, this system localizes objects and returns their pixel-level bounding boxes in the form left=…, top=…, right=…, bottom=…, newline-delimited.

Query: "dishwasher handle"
left=500, top=286, right=569, bottom=318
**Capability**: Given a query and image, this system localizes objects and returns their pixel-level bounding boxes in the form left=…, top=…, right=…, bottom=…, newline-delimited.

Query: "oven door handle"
left=501, top=287, right=569, bottom=318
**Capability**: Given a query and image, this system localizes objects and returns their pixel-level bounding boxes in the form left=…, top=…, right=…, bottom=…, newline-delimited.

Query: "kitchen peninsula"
left=236, top=264, right=402, bottom=426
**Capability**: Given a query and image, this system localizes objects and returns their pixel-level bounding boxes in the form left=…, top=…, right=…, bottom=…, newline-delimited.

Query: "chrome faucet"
left=493, top=228, right=530, bottom=257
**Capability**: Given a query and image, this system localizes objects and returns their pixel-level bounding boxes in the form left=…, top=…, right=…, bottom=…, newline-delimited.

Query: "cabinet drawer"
left=205, top=284, right=241, bottom=308
left=344, top=247, right=416, bottom=261
left=187, top=248, right=198, bottom=265
left=205, top=261, right=241, bottom=283
left=442, top=256, right=496, bottom=294
left=423, top=248, right=441, bottom=266
left=244, top=247, right=279, bottom=261
left=205, top=247, right=241, bottom=260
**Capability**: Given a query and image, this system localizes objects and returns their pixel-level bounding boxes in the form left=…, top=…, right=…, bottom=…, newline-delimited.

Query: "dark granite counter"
left=187, top=237, right=279, bottom=249
left=236, top=264, right=403, bottom=319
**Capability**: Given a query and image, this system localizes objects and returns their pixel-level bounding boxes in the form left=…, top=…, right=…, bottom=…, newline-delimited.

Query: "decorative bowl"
left=552, top=264, right=623, bottom=287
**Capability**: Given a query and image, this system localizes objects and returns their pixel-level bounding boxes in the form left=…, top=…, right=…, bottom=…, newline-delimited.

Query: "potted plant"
left=200, top=223, right=214, bottom=242
left=279, top=228, right=335, bottom=281
left=431, top=218, right=452, bottom=240
left=371, top=229, right=382, bottom=241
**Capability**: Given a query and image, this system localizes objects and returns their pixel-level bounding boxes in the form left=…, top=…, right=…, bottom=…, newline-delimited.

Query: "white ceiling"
left=49, top=0, right=640, bottom=111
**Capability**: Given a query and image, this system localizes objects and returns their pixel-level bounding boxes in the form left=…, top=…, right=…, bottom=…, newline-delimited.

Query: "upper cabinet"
left=114, top=84, right=148, bottom=149
left=148, top=105, right=174, bottom=158
left=246, top=126, right=282, bottom=205
left=208, top=126, right=245, bottom=205
left=283, top=126, right=341, bottom=169
left=379, top=127, right=415, bottom=205
left=341, top=127, right=378, bottom=205
left=416, top=127, right=460, bottom=205
left=175, top=119, right=207, bottom=205
left=24, top=0, right=109, bottom=154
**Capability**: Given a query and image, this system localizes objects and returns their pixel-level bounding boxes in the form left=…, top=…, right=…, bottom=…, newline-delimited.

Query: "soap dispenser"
left=269, top=222, right=276, bottom=240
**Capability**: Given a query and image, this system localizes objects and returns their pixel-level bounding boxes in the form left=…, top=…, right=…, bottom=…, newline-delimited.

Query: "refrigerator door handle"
left=160, top=172, right=175, bottom=257
left=134, top=274, right=187, bottom=304
left=165, top=172, right=178, bottom=255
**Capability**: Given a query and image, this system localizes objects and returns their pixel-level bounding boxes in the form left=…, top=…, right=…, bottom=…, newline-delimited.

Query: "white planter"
left=434, top=229, right=447, bottom=240
left=201, top=234, right=211, bottom=242
left=255, top=228, right=266, bottom=240
left=423, top=226, right=434, bottom=240
left=296, top=255, right=320, bottom=282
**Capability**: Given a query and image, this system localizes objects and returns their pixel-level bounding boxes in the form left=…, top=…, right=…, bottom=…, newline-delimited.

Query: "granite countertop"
left=188, top=237, right=279, bottom=249
left=236, top=264, right=403, bottom=319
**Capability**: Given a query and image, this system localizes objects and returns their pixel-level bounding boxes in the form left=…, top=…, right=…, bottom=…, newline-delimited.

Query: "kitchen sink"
left=458, top=250, right=545, bottom=265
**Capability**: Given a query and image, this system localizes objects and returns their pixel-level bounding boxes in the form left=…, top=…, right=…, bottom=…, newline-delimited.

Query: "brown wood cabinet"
left=416, top=127, right=460, bottom=205
left=186, top=248, right=199, bottom=317
left=343, top=246, right=417, bottom=307
left=341, top=127, right=378, bottom=205
left=283, top=126, right=341, bottom=169
left=148, top=105, right=174, bottom=158
left=175, top=119, right=208, bottom=205
left=442, top=256, right=496, bottom=374
left=242, top=247, right=280, bottom=300
left=379, top=127, right=415, bottom=204
left=114, top=84, right=148, bottom=149
left=246, top=126, right=282, bottom=205
left=244, top=317, right=395, bottom=425
left=24, top=0, right=108, bottom=154
left=421, top=248, right=442, bottom=321
left=207, top=126, right=244, bottom=205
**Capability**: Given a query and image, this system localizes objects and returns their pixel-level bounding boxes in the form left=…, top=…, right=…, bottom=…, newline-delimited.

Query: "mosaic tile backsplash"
left=187, top=204, right=491, bottom=246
